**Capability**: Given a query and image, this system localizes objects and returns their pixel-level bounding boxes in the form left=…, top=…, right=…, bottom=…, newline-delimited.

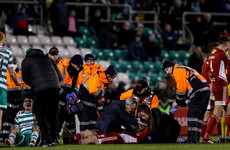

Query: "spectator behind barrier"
left=11, top=5, right=35, bottom=35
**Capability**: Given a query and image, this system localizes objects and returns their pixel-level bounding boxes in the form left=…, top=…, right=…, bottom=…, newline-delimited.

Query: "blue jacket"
left=96, top=100, right=138, bottom=132
left=129, top=41, right=146, bottom=61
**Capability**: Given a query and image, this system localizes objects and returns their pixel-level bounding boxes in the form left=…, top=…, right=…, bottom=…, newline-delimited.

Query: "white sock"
left=9, top=133, right=16, bottom=143
left=30, top=131, right=39, bottom=143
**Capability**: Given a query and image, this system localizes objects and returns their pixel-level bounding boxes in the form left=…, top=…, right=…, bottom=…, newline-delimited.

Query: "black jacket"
left=21, top=49, right=62, bottom=94
left=96, top=100, right=138, bottom=132
left=149, top=108, right=181, bottom=143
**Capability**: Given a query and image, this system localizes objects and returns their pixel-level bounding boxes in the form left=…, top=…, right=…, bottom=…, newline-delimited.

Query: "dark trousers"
left=58, top=105, right=76, bottom=135
left=57, top=87, right=76, bottom=135
left=78, top=104, right=98, bottom=132
left=187, top=90, right=210, bottom=143
left=34, top=88, right=59, bottom=144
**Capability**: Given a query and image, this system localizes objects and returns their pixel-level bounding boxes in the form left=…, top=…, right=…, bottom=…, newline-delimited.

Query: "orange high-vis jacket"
left=61, top=58, right=70, bottom=67
left=6, top=70, right=29, bottom=91
left=76, top=64, right=105, bottom=87
left=78, top=72, right=110, bottom=108
left=57, top=61, right=66, bottom=83
left=82, top=74, right=107, bottom=97
left=120, top=89, right=159, bottom=109
left=59, top=58, right=73, bottom=88
left=57, top=61, right=65, bottom=76
left=171, top=64, right=208, bottom=102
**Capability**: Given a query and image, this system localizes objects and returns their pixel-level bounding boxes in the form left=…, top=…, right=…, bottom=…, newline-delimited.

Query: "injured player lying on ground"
left=62, top=128, right=149, bottom=145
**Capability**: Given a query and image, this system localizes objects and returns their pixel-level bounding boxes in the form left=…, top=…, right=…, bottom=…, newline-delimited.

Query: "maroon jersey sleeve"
left=202, top=59, right=212, bottom=84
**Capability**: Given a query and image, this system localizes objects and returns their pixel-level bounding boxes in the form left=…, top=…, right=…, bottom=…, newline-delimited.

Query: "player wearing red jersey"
left=202, top=35, right=230, bottom=143
left=201, top=42, right=218, bottom=140
left=71, top=129, right=149, bottom=145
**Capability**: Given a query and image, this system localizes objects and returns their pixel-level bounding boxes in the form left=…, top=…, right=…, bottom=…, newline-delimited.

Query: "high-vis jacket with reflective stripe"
left=57, top=61, right=65, bottom=80
left=6, top=70, right=29, bottom=91
left=171, top=64, right=209, bottom=103
left=120, top=89, right=159, bottom=109
left=76, top=64, right=105, bottom=87
left=78, top=72, right=110, bottom=104
left=60, top=59, right=73, bottom=88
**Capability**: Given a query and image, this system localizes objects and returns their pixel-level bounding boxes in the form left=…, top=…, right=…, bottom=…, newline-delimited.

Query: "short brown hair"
left=0, top=32, right=5, bottom=42
left=0, top=32, right=4, bottom=42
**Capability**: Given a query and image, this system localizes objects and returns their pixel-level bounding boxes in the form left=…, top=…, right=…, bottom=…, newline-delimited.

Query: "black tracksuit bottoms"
left=34, top=88, right=59, bottom=144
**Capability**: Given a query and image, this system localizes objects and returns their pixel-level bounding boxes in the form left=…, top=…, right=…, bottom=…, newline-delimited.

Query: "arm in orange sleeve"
left=173, top=67, right=188, bottom=94
left=120, top=89, right=134, bottom=100
left=76, top=70, right=84, bottom=87
left=173, top=66, right=188, bottom=106
left=150, top=95, right=159, bottom=109
left=57, top=63, right=65, bottom=76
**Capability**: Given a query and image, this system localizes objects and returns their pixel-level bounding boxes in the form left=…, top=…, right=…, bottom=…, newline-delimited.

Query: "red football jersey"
left=203, top=48, right=230, bottom=83
left=96, top=129, right=149, bottom=144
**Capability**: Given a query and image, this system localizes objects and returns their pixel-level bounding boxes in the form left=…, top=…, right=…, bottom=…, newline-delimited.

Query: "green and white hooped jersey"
left=15, top=111, right=37, bottom=135
left=0, top=46, right=14, bottom=90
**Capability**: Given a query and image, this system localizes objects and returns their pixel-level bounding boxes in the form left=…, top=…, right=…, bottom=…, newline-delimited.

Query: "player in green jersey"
left=5, top=92, right=41, bottom=147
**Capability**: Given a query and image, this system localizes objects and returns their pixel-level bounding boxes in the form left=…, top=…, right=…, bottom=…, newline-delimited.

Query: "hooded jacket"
left=21, top=49, right=62, bottom=93
left=76, top=64, right=105, bottom=87
left=77, top=71, right=110, bottom=104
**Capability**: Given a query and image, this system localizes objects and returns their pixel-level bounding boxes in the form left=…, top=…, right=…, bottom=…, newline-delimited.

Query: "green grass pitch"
left=1, top=136, right=230, bottom=150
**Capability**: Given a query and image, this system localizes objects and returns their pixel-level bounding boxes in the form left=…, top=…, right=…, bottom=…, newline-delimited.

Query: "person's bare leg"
left=80, top=135, right=99, bottom=145
left=213, top=105, right=224, bottom=118
left=226, top=103, right=230, bottom=116
left=203, top=110, right=211, bottom=122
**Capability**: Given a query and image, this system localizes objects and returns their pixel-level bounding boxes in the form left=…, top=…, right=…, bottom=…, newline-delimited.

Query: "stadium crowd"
left=1, top=0, right=230, bottom=147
